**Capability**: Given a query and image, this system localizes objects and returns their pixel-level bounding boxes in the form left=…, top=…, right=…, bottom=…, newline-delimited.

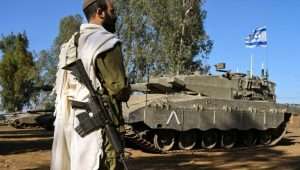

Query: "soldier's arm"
left=95, top=43, right=130, bottom=102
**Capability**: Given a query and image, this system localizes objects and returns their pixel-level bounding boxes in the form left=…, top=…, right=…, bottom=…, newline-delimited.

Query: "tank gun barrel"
left=27, top=109, right=54, bottom=114
left=33, top=85, right=53, bottom=92
left=130, top=77, right=187, bottom=94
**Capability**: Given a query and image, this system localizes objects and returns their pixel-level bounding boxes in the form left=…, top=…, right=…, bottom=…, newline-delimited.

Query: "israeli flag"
left=245, top=26, right=267, bottom=48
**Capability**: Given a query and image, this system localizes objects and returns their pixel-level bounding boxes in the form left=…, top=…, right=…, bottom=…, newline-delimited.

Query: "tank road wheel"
left=153, top=130, right=176, bottom=151
left=221, top=130, right=237, bottom=149
left=178, top=130, right=198, bottom=150
left=21, top=124, right=27, bottom=129
left=201, top=130, right=218, bottom=149
left=242, top=130, right=257, bottom=147
left=12, top=120, right=21, bottom=128
left=259, top=130, right=272, bottom=145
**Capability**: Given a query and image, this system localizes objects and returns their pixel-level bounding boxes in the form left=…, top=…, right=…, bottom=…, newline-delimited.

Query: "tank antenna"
left=261, top=63, right=265, bottom=78
left=144, top=64, right=150, bottom=121
left=250, top=55, right=253, bottom=78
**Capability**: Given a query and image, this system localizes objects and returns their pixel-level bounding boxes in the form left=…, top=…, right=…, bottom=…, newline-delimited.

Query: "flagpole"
left=250, top=55, right=253, bottom=78
left=266, top=48, right=268, bottom=69
left=265, top=27, right=269, bottom=79
left=245, top=26, right=267, bottom=79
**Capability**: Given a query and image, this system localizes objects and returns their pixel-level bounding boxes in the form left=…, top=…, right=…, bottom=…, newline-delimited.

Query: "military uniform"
left=95, top=43, right=130, bottom=170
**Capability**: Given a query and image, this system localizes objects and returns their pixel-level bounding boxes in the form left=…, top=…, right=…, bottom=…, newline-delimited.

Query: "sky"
left=0, top=0, right=299, bottom=105
left=203, top=0, right=300, bottom=104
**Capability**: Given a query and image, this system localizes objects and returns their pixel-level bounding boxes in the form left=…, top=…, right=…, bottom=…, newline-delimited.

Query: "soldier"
left=51, top=0, right=130, bottom=169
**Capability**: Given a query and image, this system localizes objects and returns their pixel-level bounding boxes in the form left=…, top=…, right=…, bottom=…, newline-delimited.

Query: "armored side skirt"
left=127, top=98, right=291, bottom=131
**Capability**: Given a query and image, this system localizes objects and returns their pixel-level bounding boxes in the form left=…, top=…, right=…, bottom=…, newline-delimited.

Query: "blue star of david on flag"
left=245, top=26, right=267, bottom=48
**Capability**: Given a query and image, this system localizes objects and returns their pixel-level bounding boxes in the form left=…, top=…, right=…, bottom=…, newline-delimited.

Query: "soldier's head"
left=83, top=0, right=117, bottom=33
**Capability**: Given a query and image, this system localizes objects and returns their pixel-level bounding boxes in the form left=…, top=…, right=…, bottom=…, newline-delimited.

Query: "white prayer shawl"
left=51, top=24, right=120, bottom=170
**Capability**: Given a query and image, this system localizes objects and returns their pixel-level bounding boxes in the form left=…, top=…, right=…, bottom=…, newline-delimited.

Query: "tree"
left=0, top=33, right=38, bottom=112
left=115, top=1, right=162, bottom=82
left=36, top=14, right=82, bottom=88
left=115, top=0, right=213, bottom=81
left=32, top=50, right=56, bottom=109
left=35, top=15, right=83, bottom=109
left=149, top=0, right=213, bottom=74
left=53, top=14, right=83, bottom=57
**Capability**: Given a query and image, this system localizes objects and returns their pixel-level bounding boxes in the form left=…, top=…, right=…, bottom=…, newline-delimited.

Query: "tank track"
left=165, top=144, right=270, bottom=154
left=166, top=123, right=288, bottom=154
left=10, top=122, right=41, bottom=129
left=125, top=122, right=288, bottom=154
left=124, top=125, right=161, bottom=153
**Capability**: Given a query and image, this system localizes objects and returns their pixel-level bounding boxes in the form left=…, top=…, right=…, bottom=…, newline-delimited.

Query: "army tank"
left=6, top=85, right=56, bottom=130
left=123, top=63, right=293, bottom=152
left=7, top=109, right=55, bottom=130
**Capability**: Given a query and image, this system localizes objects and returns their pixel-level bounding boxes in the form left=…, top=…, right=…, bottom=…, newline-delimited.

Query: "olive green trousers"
left=99, top=132, right=125, bottom=170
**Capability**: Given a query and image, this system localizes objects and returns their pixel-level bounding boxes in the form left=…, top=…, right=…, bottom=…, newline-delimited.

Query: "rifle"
left=62, top=59, right=128, bottom=170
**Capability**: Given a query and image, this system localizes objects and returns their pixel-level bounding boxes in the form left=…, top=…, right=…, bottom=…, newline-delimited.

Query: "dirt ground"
left=1, top=116, right=300, bottom=170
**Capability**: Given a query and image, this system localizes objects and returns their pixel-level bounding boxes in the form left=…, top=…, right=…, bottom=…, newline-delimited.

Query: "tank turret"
left=7, top=109, right=54, bottom=130
left=6, top=84, right=56, bottom=130
left=131, top=68, right=276, bottom=101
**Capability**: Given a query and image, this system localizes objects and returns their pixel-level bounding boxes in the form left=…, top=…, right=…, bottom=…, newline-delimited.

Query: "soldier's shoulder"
left=60, top=32, right=80, bottom=49
left=59, top=32, right=80, bottom=64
